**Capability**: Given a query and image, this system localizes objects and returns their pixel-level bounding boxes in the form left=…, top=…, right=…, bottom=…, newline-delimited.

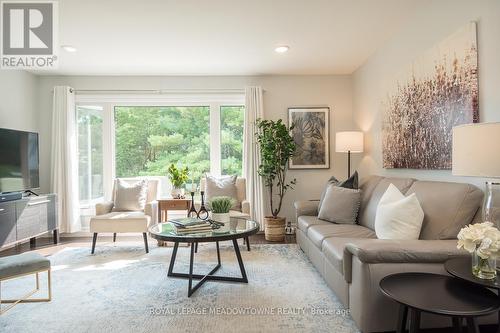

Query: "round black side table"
left=380, top=272, right=500, bottom=333
left=446, top=257, right=500, bottom=333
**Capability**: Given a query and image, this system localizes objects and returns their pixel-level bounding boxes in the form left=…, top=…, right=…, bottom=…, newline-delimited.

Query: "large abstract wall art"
left=382, top=22, right=478, bottom=169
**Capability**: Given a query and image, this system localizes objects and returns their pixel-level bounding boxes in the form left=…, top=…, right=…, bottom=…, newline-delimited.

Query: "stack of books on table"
left=169, top=217, right=213, bottom=235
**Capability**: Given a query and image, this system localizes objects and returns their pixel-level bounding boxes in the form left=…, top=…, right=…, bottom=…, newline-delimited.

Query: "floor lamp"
left=453, top=123, right=500, bottom=227
left=335, top=131, right=364, bottom=178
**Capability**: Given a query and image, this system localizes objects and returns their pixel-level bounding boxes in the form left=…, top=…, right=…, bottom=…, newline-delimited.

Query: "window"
left=114, top=106, right=211, bottom=183
left=77, top=105, right=104, bottom=207
left=75, top=94, right=245, bottom=210
left=220, top=105, right=244, bottom=176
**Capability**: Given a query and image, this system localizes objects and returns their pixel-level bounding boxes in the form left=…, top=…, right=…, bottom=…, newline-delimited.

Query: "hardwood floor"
left=0, top=233, right=296, bottom=257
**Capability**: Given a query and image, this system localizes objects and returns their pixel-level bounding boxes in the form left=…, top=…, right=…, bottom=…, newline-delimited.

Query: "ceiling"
left=44, top=0, right=423, bottom=76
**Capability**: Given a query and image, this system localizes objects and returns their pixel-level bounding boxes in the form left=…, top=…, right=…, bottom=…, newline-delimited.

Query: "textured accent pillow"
left=113, top=179, right=148, bottom=211
left=318, top=171, right=359, bottom=211
left=374, top=183, right=424, bottom=240
left=205, top=174, right=239, bottom=210
left=318, top=186, right=361, bottom=224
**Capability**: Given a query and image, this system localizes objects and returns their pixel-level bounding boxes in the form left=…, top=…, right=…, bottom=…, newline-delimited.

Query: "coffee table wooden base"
left=167, top=239, right=248, bottom=297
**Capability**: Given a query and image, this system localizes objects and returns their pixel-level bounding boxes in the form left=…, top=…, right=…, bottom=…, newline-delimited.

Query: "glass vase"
left=483, top=182, right=500, bottom=228
left=472, top=250, right=497, bottom=280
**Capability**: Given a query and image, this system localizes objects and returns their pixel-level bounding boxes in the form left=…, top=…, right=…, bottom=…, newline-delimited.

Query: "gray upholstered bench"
left=0, top=252, right=52, bottom=315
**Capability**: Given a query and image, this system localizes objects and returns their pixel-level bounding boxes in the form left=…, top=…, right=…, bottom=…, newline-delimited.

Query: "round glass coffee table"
left=149, top=220, right=259, bottom=297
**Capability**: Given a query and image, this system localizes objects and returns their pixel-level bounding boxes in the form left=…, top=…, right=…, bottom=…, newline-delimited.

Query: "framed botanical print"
left=288, top=107, right=330, bottom=169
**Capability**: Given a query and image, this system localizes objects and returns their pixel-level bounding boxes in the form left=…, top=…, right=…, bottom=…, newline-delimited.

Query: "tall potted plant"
left=256, top=119, right=296, bottom=241
left=168, top=164, right=189, bottom=198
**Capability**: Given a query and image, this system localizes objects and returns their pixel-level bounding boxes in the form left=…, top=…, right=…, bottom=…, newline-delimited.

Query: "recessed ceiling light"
left=274, top=45, right=289, bottom=53
left=62, top=45, right=77, bottom=52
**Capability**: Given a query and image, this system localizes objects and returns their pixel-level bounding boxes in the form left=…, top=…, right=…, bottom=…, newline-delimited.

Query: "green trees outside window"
left=114, top=105, right=244, bottom=185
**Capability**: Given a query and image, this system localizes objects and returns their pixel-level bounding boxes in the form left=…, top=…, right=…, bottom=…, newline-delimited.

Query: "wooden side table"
left=157, top=198, right=191, bottom=222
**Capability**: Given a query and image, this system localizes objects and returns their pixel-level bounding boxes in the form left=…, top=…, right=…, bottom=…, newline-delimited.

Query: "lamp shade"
left=452, top=123, right=500, bottom=178
left=336, top=131, right=364, bottom=153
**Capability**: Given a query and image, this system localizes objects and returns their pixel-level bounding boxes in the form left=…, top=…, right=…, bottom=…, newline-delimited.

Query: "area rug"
left=0, top=243, right=359, bottom=333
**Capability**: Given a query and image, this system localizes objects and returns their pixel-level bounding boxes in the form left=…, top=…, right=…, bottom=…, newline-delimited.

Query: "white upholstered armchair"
left=199, top=177, right=251, bottom=218
left=89, top=178, right=159, bottom=254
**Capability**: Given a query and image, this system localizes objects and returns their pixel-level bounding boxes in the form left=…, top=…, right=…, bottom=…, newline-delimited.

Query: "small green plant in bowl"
left=208, top=196, right=235, bottom=214
left=208, top=196, right=236, bottom=232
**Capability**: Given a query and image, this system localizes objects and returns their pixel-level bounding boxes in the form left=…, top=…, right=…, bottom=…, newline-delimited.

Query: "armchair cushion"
left=205, top=174, right=240, bottom=210
left=113, top=179, right=148, bottom=211
left=90, top=211, right=150, bottom=233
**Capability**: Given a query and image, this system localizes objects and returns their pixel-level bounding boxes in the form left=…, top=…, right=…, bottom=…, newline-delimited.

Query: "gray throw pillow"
left=318, top=171, right=359, bottom=211
left=113, top=179, right=148, bottom=211
left=205, top=174, right=240, bottom=210
left=318, top=186, right=361, bottom=224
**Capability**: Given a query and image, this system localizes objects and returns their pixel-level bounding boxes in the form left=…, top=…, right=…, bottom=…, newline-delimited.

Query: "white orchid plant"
left=457, top=222, right=500, bottom=259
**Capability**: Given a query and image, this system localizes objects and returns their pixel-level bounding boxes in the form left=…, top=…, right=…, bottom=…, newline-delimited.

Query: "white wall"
left=37, top=75, right=354, bottom=223
left=353, top=0, right=500, bottom=188
left=0, top=71, right=39, bottom=132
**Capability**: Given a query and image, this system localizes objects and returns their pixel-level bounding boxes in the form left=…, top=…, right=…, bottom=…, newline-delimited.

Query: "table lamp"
left=452, top=123, right=500, bottom=226
left=335, top=131, right=364, bottom=178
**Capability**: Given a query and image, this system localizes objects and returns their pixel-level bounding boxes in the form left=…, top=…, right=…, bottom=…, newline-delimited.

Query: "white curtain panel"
left=243, top=86, right=265, bottom=230
left=50, top=86, right=81, bottom=233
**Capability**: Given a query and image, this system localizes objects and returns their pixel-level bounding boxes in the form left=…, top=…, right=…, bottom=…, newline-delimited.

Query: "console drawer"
left=0, top=202, right=16, bottom=246
left=16, top=200, right=49, bottom=240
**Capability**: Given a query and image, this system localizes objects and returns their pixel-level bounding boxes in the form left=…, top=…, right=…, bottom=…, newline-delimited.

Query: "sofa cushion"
left=374, top=184, right=424, bottom=240
left=358, top=176, right=416, bottom=230
left=322, top=237, right=361, bottom=275
left=318, top=186, right=361, bottom=224
left=406, top=181, right=483, bottom=239
left=319, top=171, right=359, bottom=211
left=297, top=216, right=331, bottom=233
left=307, top=224, right=376, bottom=249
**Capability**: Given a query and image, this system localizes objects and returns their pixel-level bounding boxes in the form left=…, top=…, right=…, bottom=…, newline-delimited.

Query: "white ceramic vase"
left=171, top=188, right=185, bottom=199
left=211, top=212, right=231, bottom=233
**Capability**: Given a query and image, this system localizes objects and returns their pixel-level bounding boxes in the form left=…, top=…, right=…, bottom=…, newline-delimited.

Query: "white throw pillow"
left=374, top=183, right=424, bottom=240
left=113, top=179, right=148, bottom=211
left=205, top=174, right=240, bottom=210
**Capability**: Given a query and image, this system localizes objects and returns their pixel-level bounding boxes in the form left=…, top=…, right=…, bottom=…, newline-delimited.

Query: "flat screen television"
left=0, top=128, right=40, bottom=193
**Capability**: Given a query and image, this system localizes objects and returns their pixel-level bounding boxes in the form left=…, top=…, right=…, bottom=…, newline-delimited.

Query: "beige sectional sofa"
left=295, top=175, right=485, bottom=333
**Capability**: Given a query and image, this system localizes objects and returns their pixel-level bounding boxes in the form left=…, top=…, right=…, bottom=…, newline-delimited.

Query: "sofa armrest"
left=241, top=200, right=251, bottom=215
left=342, top=239, right=468, bottom=283
left=145, top=200, right=158, bottom=225
left=294, top=200, right=319, bottom=218
left=96, top=201, right=114, bottom=215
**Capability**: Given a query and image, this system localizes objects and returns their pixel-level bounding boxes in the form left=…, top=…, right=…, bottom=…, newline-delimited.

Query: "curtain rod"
left=68, top=88, right=248, bottom=94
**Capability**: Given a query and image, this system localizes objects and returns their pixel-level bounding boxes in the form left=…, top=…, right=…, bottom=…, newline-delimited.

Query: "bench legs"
left=0, top=269, right=52, bottom=315
left=91, top=232, right=149, bottom=254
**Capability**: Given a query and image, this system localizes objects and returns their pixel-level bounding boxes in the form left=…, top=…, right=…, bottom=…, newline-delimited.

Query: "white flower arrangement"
left=457, top=222, right=500, bottom=259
